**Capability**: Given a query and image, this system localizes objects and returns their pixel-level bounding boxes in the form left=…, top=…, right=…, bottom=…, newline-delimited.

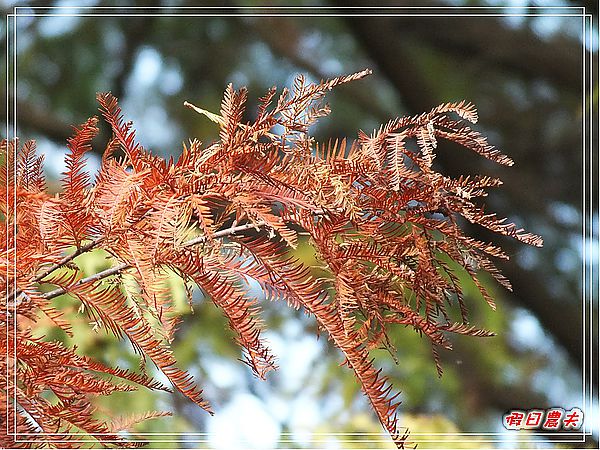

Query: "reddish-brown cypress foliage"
left=1, top=70, right=542, bottom=448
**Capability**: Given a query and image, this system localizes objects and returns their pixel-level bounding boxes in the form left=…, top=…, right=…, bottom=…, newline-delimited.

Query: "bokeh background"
left=2, top=1, right=598, bottom=448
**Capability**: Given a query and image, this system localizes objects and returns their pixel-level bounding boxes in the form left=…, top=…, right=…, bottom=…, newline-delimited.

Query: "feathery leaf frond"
left=2, top=69, right=541, bottom=449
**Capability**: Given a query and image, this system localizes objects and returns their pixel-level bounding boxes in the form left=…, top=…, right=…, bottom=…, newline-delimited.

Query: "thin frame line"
left=588, top=10, right=593, bottom=435
left=5, top=12, right=11, bottom=440
left=7, top=5, right=594, bottom=448
left=9, top=13, right=589, bottom=17
left=15, top=5, right=587, bottom=9
left=582, top=10, right=587, bottom=437
left=12, top=8, right=18, bottom=441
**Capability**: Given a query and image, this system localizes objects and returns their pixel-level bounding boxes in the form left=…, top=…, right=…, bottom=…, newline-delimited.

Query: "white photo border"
left=4, top=4, right=597, bottom=449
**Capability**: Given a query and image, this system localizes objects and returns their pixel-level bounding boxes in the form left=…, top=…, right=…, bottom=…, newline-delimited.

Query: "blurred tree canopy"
left=2, top=1, right=598, bottom=448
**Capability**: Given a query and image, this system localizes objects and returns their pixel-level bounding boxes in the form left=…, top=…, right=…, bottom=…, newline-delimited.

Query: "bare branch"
left=41, top=222, right=268, bottom=301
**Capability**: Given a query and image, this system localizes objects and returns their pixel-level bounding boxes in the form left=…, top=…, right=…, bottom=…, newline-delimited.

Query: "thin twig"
left=8, top=238, right=104, bottom=303
left=34, top=238, right=104, bottom=283
left=182, top=221, right=266, bottom=248
left=41, top=222, right=268, bottom=301
left=42, top=262, right=130, bottom=300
